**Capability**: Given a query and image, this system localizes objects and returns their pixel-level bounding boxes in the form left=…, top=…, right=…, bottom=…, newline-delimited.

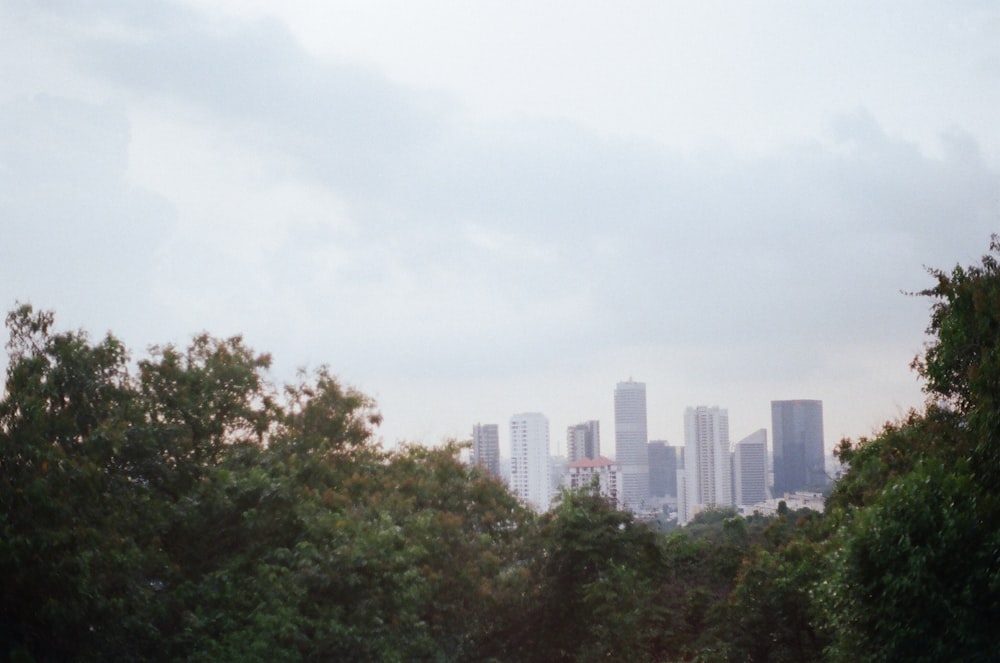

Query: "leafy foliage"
left=822, top=460, right=999, bottom=662
left=486, top=488, right=667, bottom=662
left=914, top=234, right=1000, bottom=483
left=0, top=305, right=531, bottom=661
left=6, top=228, right=1000, bottom=663
left=819, top=237, right=1000, bottom=662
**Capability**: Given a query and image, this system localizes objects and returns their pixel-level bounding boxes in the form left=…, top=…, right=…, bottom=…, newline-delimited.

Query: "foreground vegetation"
left=3, top=240, right=1000, bottom=661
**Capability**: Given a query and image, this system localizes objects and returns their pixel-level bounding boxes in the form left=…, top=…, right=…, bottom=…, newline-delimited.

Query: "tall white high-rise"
left=509, top=412, right=551, bottom=512
left=566, top=420, right=600, bottom=463
left=614, top=380, right=649, bottom=511
left=680, top=406, right=732, bottom=524
left=471, top=423, right=501, bottom=478
left=733, top=428, right=768, bottom=507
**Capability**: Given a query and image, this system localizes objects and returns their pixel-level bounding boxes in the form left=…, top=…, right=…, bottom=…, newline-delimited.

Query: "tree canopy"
left=3, top=235, right=1000, bottom=662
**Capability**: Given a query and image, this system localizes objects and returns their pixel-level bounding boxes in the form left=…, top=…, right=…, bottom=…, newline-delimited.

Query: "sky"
left=2, top=1, right=999, bottom=457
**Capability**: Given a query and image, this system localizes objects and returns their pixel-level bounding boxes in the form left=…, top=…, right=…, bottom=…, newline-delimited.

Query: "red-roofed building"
left=563, top=455, right=623, bottom=509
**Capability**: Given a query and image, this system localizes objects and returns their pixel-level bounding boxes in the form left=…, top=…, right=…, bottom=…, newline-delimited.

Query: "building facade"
left=680, top=405, right=732, bottom=525
left=563, top=456, right=623, bottom=509
left=566, top=420, right=601, bottom=463
left=471, top=423, right=501, bottom=478
left=648, top=440, right=678, bottom=498
left=733, top=428, right=768, bottom=507
left=771, top=400, right=826, bottom=495
left=509, top=412, right=551, bottom=512
left=614, top=380, right=649, bottom=512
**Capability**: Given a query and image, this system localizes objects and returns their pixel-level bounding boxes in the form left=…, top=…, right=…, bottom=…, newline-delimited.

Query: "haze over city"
left=3, top=1, right=999, bottom=454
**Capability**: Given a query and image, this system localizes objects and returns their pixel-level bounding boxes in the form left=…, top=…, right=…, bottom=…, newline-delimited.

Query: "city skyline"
left=3, top=5, right=993, bottom=657
left=477, top=380, right=825, bottom=516
left=470, top=382, right=826, bottom=464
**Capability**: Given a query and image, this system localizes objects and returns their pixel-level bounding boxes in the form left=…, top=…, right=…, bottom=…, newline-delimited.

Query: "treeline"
left=2, top=241, right=999, bottom=661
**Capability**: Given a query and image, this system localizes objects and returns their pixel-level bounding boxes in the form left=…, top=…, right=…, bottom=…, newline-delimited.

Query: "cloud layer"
left=2, top=1, right=999, bottom=448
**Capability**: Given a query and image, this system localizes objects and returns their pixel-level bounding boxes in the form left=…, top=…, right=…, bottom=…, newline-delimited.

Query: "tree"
left=0, top=304, right=161, bottom=660
left=723, top=526, right=829, bottom=662
left=913, top=233, right=1000, bottom=483
left=485, top=488, right=666, bottom=662
left=820, top=238, right=1000, bottom=662
left=0, top=305, right=536, bottom=661
left=822, top=456, right=1000, bottom=662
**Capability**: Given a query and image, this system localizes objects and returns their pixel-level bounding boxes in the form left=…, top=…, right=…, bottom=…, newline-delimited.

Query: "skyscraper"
left=566, top=420, right=600, bottom=463
left=614, top=379, right=649, bottom=511
left=648, top=440, right=678, bottom=498
left=680, top=405, right=731, bottom=524
left=675, top=447, right=687, bottom=522
left=771, top=400, right=825, bottom=495
left=471, top=423, right=500, bottom=478
left=733, top=428, right=768, bottom=506
left=509, top=412, right=551, bottom=512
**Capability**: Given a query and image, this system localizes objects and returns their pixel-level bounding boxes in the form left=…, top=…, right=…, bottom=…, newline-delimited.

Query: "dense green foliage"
left=0, top=305, right=531, bottom=661
left=818, top=239, right=1000, bottom=662
left=2, top=237, right=1000, bottom=661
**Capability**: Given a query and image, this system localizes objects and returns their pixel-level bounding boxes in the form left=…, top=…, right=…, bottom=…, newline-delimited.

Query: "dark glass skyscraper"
left=647, top=440, right=677, bottom=498
left=770, top=400, right=825, bottom=495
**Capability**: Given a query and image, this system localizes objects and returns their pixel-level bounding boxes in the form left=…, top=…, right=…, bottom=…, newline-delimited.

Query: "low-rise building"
left=563, top=455, right=623, bottom=509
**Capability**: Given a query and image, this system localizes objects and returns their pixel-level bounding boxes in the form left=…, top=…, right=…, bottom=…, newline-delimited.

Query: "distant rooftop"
left=567, top=455, right=617, bottom=469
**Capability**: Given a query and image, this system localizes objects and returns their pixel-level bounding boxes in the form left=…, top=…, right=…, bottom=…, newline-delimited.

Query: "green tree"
left=0, top=305, right=157, bottom=660
left=723, top=528, right=829, bottom=662
left=0, top=306, right=536, bottom=661
left=820, top=238, right=1000, bottom=662
left=486, top=488, right=666, bottom=662
left=914, top=233, right=1000, bottom=482
left=822, top=456, right=1000, bottom=662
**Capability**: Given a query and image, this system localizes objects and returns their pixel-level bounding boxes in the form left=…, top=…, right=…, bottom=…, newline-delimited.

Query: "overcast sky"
left=2, top=1, right=999, bottom=455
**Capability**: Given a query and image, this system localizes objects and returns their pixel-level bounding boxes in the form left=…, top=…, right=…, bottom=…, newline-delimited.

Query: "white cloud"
left=2, top=0, right=999, bottom=450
